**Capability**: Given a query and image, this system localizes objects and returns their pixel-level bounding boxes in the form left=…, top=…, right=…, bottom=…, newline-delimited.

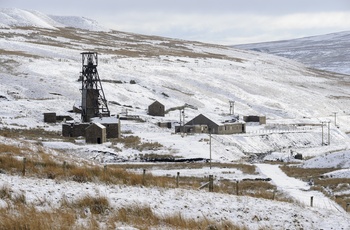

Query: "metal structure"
left=80, top=52, right=110, bottom=122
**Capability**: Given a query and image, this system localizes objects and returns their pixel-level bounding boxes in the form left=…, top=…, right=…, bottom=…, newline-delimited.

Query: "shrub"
left=0, top=205, right=77, bottom=230
left=71, top=195, right=110, bottom=215
left=0, top=186, right=11, bottom=199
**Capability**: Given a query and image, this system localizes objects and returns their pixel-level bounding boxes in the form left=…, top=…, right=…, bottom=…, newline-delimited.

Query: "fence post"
left=236, top=181, right=239, bottom=195
left=142, top=169, right=146, bottom=186
left=209, top=175, right=213, bottom=192
left=103, top=165, right=107, bottom=180
left=310, top=196, right=314, bottom=207
left=63, top=161, right=67, bottom=177
left=22, top=157, right=26, bottom=176
left=176, top=172, right=180, bottom=188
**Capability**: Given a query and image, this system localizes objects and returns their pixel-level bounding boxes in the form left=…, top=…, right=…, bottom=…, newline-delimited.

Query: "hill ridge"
left=0, top=8, right=108, bottom=31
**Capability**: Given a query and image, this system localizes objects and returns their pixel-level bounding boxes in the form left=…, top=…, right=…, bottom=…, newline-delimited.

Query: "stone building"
left=148, top=101, right=165, bottom=117
left=62, top=116, right=120, bottom=139
left=85, top=123, right=106, bottom=144
left=91, top=116, right=120, bottom=138
left=243, top=115, right=266, bottom=125
left=43, top=113, right=57, bottom=123
left=62, top=123, right=90, bottom=137
left=175, top=114, right=245, bottom=134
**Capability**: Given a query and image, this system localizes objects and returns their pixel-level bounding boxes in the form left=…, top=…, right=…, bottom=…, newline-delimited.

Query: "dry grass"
left=0, top=205, right=89, bottom=230
left=8, top=26, right=247, bottom=61
left=0, top=49, right=41, bottom=58
left=0, top=202, right=247, bottom=230
left=280, top=164, right=334, bottom=181
left=0, top=128, right=61, bottom=140
left=217, top=179, right=278, bottom=200
left=112, top=204, right=246, bottom=230
left=114, top=135, right=163, bottom=151
left=64, top=195, right=110, bottom=215
left=0, top=186, right=11, bottom=200
left=280, top=164, right=350, bottom=211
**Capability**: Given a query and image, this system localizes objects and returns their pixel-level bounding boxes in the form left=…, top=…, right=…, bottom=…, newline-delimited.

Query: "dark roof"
left=149, top=100, right=163, bottom=106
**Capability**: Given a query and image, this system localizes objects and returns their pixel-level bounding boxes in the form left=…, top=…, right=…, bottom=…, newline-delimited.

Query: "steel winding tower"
left=80, top=52, right=110, bottom=122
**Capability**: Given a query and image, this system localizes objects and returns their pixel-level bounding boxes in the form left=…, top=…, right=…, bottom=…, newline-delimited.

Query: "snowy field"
left=1, top=8, right=350, bottom=229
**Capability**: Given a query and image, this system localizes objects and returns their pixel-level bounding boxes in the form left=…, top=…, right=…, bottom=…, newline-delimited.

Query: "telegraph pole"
left=180, top=108, right=185, bottom=136
left=333, top=112, right=337, bottom=127
left=321, top=121, right=325, bottom=146
left=328, top=121, right=331, bottom=145
left=229, top=100, right=235, bottom=115
left=209, top=128, right=212, bottom=169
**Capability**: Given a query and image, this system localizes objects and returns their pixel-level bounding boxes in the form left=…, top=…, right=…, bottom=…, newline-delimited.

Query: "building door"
left=97, top=137, right=101, bottom=144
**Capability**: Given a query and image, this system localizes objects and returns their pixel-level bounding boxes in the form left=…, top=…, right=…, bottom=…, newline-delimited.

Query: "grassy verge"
left=280, top=164, right=350, bottom=210
left=0, top=202, right=247, bottom=230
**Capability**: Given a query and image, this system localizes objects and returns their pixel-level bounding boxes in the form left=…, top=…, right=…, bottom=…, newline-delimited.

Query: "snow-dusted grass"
left=0, top=200, right=242, bottom=230
left=280, top=163, right=350, bottom=210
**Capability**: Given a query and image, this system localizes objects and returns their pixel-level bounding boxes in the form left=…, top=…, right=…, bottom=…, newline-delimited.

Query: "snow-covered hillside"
left=1, top=8, right=350, bottom=162
left=235, top=31, right=350, bottom=75
left=1, top=8, right=350, bottom=229
left=0, top=8, right=108, bottom=31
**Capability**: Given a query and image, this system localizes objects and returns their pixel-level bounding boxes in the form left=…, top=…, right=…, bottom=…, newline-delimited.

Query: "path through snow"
left=256, top=164, right=345, bottom=213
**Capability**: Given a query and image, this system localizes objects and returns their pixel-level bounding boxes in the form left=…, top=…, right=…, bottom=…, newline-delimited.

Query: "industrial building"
left=175, top=114, right=245, bottom=135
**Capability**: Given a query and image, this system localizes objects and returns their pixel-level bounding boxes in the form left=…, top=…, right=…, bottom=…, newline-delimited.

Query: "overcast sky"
left=1, top=0, right=350, bottom=45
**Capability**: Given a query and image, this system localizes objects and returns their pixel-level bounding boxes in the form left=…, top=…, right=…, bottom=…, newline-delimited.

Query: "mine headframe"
left=80, top=52, right=110, bottom=122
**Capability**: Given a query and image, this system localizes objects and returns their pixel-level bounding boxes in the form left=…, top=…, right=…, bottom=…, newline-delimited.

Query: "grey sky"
left=1, top=0, right=350, bottom=44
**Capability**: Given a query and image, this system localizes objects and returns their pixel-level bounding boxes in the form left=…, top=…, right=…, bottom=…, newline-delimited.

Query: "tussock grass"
left=115, top=135, right=163, bottom=151
left=280, top=164, right=350, bottom=210
left=0, top=185, right=26, bottom=205
left=0, top=202, right=246, bottom=230
left=113, top=204, right=245, bottom=230
left=280, top=164, right=333, bottom=180
left=217, top=179, right=277, bottom=200
left=0, top=185, right=11, bottom=199
left=0, top=143, right=24, bottom=155
left=0, top=128, right=61, bottom=140
left=64, top=195, right=110, bottom=215
left=0, top=205, right=80, bottom=230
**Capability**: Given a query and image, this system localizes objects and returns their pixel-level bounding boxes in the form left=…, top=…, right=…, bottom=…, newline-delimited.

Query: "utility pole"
left=179, top=110, right=182, bottom=128
left=180, top=108, right=185, bottom=136
left=229, top=100, right=235, bottom=115
left=328, top=121, right=331, bottom=145
left=182, top=109, right=185, bottom=126
left=321, top=121, right=325, bottom=146
left=333, top=112, right=337, bottom=127
left=209, top=128, right=212, bottom=169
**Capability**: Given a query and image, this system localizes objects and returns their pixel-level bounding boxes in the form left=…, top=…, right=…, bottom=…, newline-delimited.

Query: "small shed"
left=44, top=112, right=57, bottom=123
left=148, top=101, right=165, bottom=117
left=243, top=115, right=266, bottom=125
left=85, top=123, right=106, bottom=144
left=91, top=116, right=120, bottom=139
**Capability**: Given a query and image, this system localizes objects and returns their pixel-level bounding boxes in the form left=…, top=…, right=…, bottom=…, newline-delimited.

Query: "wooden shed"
left=148, top=101, right=165, bottom=117
left=85, top=123, right=106, bottom=144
